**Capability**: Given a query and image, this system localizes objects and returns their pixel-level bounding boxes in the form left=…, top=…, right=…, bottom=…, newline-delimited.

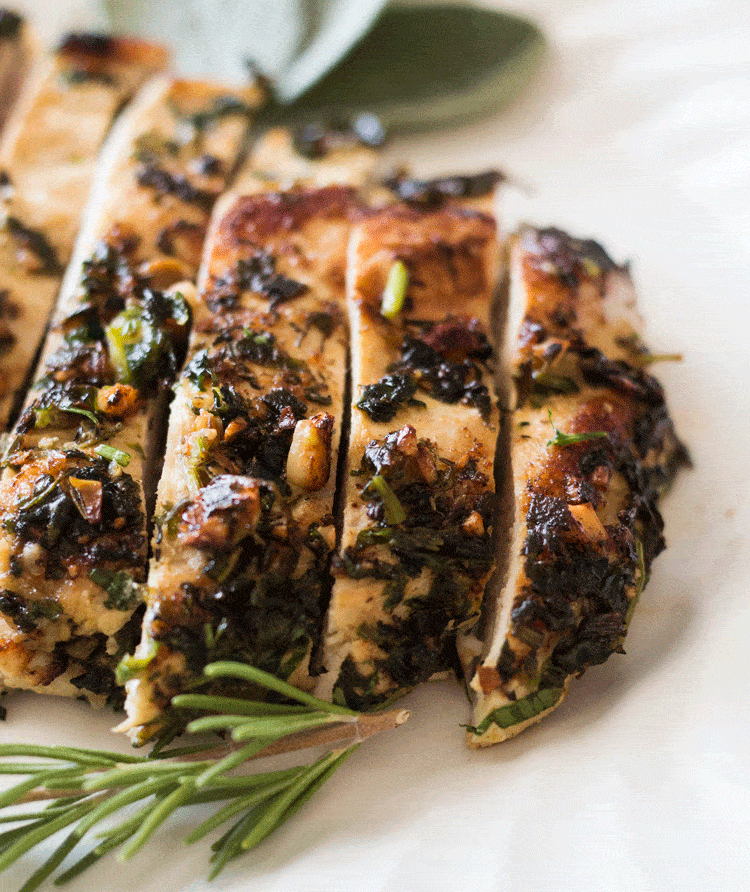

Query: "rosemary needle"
left=0, top=660, right=409, bottom=889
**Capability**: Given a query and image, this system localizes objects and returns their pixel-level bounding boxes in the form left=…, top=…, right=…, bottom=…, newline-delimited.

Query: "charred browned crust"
left=384, top=170, right=505, bottom=209
left=355, top=206, right=495, bottom=316
left=216, top=185, right=360, bottom=247
left=491, top=393, right=684, bottom=695
left=203, top=187, right=362, bottom=315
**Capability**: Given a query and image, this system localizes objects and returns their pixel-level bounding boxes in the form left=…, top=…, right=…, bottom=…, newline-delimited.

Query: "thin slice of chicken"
left=119, top=181, right=366, bottom=742
left=0, top=76, right=259, bottom=702
left=461, top=227, right=689, bottom=746
left=317, top=205, right=501, bottom=710
left=0, top=33, right=169, bottom=431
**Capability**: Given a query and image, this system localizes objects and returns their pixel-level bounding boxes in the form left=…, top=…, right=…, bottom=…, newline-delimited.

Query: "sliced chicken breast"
left=461, top=227, right=689, bottom=746
left=119, top=180, right=368, bottom=741
left=0, top=76, right=258, bottom=702
left=317, top=206, right=501, bottom=710
left=0, top=33, right=168, bottom=431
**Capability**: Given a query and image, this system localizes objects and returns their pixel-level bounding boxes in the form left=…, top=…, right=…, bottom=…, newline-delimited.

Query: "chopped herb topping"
left=392, top=331, right=493, bottom=420
left=149, top=486, right=328, bottom=695
left=184, top=327, right=328, bottom=407
left=104, top=289, right=191, bottom=393
left=532, top=369, right=580, bottom=396
left=0, top=591, right=62, bottom=633
left=136, top=162, right=216, bottom=212
left=61, top=68, right=116, bottom=86
left=0, top=9, right=22, bottom=39
left=527, top=227, right=620, bottom=288
left=4, top=452, right=145, bottom=579
left=89, top=568, right=143, bottom=611
left=172, top=95, right=251, bottom=131
left=380, top=260, right=409, bottom=319
left=293, top=113, right=386, bottom=159
left=385, top=169, right=504, bottom=208
left=206, top=253, right=307, bottom=311
left=115, top=638, right=159, bottom=685
left=57, top=33, right=115, bottom=57
left=79, top=237, right=141, bottom=324
left=630, top=352, right=684, bottom=367
left=335, top=425, right=494, bottom=709
left=94, top=444, right=131, bottom=467
left=5, top=216, right=61, bottom=273
left=467, top=687, right=565, bottom=736
left=546, top=410, right=607, bottom=448
left=364, top=475, right=406, bottom=525
left=20, top=382, right=104, bottom=432
left=132, top=130, right=180, bottom=162
left=356, top=374, right=423, bottom=422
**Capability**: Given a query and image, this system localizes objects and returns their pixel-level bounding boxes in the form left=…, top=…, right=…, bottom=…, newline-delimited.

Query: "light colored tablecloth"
left=3, top=2, right=749, bottom=890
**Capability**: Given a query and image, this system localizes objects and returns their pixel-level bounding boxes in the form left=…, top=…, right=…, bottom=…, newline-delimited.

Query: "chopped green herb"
left=630, top=352, right=684, bottom=367
left=546, top=410, right=607, bottom=448
left=364, top=475, right=406, bottom=526
left=356, top=373, right=422, bottom=422
left=380, top=260, right=409, bottom=320
left=104, top=292, right=190, bottom=392
left=532, top=370, right=580, bottom=395
left=625, top=538, right=648, bottom=626
left=94, top=444, right=131, bottom=467
left=90, top=568, right=143, bottom=611
left=467, top=686, right=565, bottom=735
left=115, top=638, right=159, bottom=685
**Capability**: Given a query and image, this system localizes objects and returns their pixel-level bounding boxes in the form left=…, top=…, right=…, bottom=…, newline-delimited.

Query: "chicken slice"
left=317, top=206, right=501, bottom=710
left=0, top=32, right=168, bottom=431
left=0, top=76, right=259, bottom=702
left=0, top=9, right=32, bottom=133
left=119, top=181, right=365, bottom=742
left=461, top=227, right=689, bottom=746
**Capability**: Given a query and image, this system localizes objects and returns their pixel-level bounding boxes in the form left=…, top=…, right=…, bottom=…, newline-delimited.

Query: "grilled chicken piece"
left=460, top=227, right=689, bottom=746
left=317, top=206, right=501, bottom=710
left=0, top=77, right=258, bottom=702
left=119, top=182, right=364, bottom=742
left=0, top=33, right=168, bottom=431
left=0, top=9, right=31, bottom=132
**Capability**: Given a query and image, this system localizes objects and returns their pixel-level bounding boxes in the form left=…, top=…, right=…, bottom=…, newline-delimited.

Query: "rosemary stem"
left=0, top=797, right=104, bottom=871
left=119, top=779, right=196, bottom=860
left=203, top=662, right=358, bottom=716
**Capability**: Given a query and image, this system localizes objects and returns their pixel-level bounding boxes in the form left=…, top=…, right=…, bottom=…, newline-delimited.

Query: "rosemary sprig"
left=0, top=661, right=409, bottom=890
